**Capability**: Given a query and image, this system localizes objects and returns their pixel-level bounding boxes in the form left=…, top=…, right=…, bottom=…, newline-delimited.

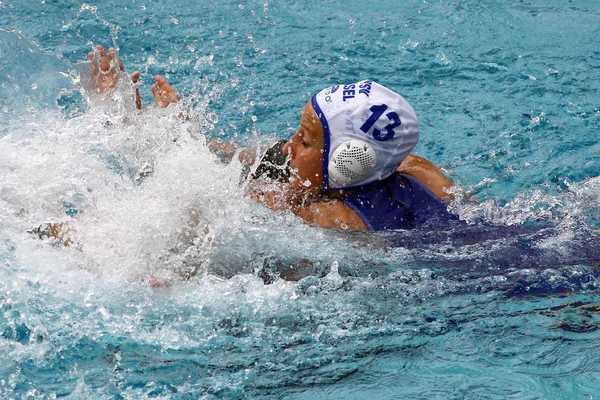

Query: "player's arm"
left=292, top=200, right=368, bottom=231
left=398, top=154, right=454, bottom=200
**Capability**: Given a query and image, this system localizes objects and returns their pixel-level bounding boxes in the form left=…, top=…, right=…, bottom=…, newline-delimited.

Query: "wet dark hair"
left=251, top=140, right=290, bottom=182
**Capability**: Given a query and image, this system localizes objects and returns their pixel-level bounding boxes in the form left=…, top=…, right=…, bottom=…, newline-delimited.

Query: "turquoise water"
left=1, top=0, right=600, bottom=398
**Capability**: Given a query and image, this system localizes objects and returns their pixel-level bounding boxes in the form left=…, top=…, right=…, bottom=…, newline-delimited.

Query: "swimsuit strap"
left=382, top=179, right=415, bottom=229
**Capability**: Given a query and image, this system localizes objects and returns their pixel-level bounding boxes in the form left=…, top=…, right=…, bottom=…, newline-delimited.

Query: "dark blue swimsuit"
left=340, top=173, right=458, bottom=231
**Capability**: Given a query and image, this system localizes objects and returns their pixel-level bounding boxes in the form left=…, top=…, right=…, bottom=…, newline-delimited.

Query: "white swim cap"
left=311, top=80, right=419, bottom=190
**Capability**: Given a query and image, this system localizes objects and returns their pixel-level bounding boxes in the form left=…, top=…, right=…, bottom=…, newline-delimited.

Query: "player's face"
left=282, top=101, right=325, bottom=192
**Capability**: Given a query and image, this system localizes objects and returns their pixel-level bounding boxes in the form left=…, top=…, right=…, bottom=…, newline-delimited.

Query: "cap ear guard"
left=328, top=140, right=377, bottom=187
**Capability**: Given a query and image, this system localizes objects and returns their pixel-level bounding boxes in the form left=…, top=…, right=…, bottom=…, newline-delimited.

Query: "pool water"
left=1, top=0, right=600, bottom=398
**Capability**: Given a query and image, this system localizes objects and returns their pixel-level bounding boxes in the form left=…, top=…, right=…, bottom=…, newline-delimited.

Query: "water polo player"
left=82, top=45, right=457, bottom=232
left=250, top=80, right=458, bottom=231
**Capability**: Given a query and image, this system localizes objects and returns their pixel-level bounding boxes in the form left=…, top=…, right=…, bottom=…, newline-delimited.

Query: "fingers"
left=151, top=82, right=164, bottom=107
left=155, top=75, right=167, bottom=86
left=108, top=47, right=125, bottom=72
left=87, top=44, right=179, bottom=110
left=97, top=45, right=110, bottom=72
left=87, top=44, right=146, bottom=108
left=131, top=71, right=142, bottom=109
left=158, top=80, right=174, bottom=95
left=88, top=51, right=98, bottom=76
left=96, top=45, right=125, bottom=73
left=154, top=75, right=171, bottom=92
left=156, top=76, right=178, bottom=101
left=152, top=75, right=179, bottom=108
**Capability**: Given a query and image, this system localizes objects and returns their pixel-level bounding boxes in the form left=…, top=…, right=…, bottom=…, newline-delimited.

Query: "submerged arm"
left=207, top=140, right=257, bottom=166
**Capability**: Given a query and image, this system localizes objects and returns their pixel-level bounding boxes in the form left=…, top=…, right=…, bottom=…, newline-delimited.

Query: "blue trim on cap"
left=311, top=94, right=330, bottom=190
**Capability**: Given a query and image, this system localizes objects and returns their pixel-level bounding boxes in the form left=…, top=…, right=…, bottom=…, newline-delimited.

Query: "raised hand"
left=87, top=44, right=141, bottom=109
left=152, top=75, right=179, bottom=108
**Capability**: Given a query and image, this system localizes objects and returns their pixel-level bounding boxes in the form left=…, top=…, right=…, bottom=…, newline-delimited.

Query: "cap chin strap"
left=328, top=140, right=377, bottom=188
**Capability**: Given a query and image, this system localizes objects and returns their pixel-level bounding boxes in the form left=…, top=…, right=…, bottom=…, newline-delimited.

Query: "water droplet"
left=207, top=113, right=218, bottom=123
